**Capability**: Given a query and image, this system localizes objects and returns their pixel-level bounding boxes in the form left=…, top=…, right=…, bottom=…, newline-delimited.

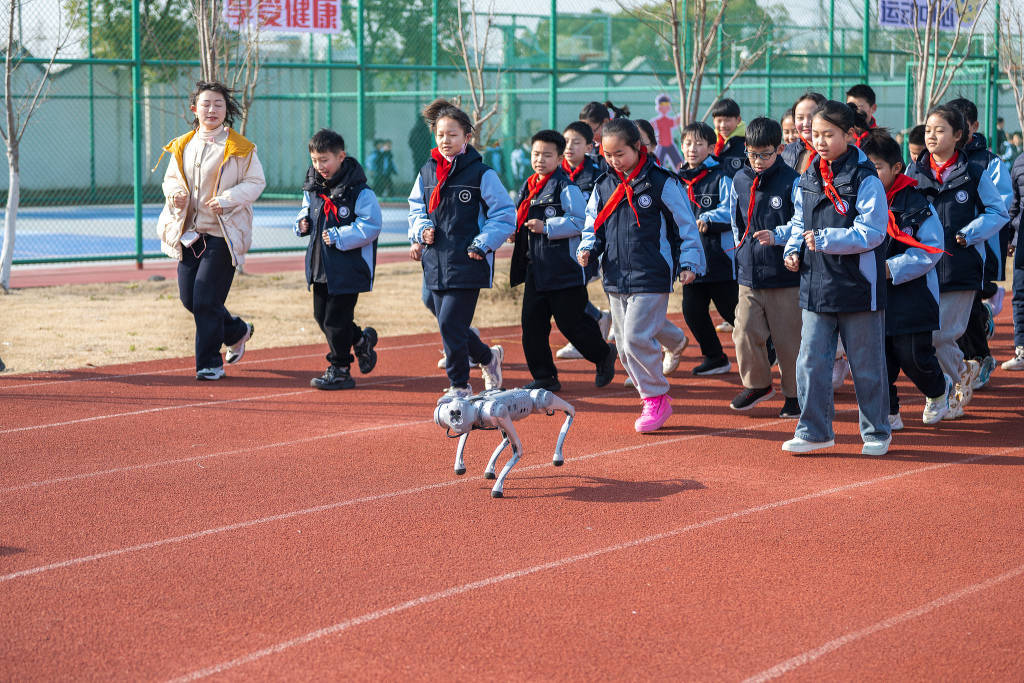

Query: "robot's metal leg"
left=542, top=394, right=575, bottom=467
left=484, top=434, right=509, bottom=480
left=453, top=433, right=470, bottom=475
left=491, top=419, right=523, bottom=498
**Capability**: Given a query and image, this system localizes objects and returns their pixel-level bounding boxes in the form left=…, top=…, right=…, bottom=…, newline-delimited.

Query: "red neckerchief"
left=562, top=158, right=583, bottom=181
left=428, top=147, right=452, bottom=213
left=516, top=172, right=552, bottom=231
left=868, top=116, right=877, bottom=129
left=818, top=156, right=849, bottom=216
left=885, top=175, right=946, bottom=254
left=798, top=135, right=815, bottom=172
left=714, top=132, right=726, bottom=157
left=319, top=194, right=339, bottom=223
left=593, top=147, right=649, bottom=231
left=679, top=167, right=709, bottom=207
left=853, top=130, right=869, bottom=148
left=929, top=151, right=958, bottom=184
left=731, top=174, right=761, bottom=251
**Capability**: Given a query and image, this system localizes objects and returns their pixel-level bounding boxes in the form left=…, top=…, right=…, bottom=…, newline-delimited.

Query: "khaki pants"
left=733, top=285, right=802, bottom=397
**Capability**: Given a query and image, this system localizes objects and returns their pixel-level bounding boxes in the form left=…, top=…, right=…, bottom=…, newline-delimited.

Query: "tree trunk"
left=0, top=143, right=19, bottom=292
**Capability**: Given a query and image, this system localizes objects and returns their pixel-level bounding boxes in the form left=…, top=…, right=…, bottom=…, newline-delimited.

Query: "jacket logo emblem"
left=836, top=200, right=850, bottom=215
left=770, top=196, right=783, bottom=209
left=458, top=189, right=473, bottom=203
left=955, top=190, right=969, bottom=204
left=700, top=195, right=713, bottom=207
left=902, top=226, right=914, bottom=235
left=637, top=194, right=653, bottom=208
left=730, top=158, right=742, bottom=169
left=338, top=206, right=350, bottom=218
left=544, top=206, right=557, bottom=218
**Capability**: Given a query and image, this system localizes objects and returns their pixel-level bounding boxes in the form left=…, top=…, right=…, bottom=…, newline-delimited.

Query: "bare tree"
left=615, top=0, right=770, bottom=124
left=907, top=0, right=991, bottom=123
left=998, top=1, right=1024, bottom=135
left=192, top=0, right=262, bottom=134
left=0, top=0, right=77, bottom=292
left=449, top=0, right=502, bottom=147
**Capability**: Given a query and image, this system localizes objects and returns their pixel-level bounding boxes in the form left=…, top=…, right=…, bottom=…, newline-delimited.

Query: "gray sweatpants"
left=608, top=292, right=671, bottom=398
left=933, top=290, right=975, bottom=380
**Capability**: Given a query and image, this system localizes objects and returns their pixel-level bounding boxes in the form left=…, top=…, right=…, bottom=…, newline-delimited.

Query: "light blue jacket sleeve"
left=294, top=191, right=311, bottom=235
left=328, top=187, right=383, bottom=251
left=886, top=208, right=944, bottom=285
left=545, top=183, right=587, bottom=240
left=987, top=157, right=1013, bottom=211
left=782, top=185, right=807, bottom=257
left=697, top=174, right=734, bottom=225
left=813, top=175, right=888, bottom=254
left=958, top=171, right=1010, bottom=245
left=578, top=189, right=601, bottom=256
left=727, top=178, right=741, bottom=243
left=662, top=176, right=707, bottom=276
left=407, top=175, right=433, bottom=244
left=471, top=169, right=516, bottom=253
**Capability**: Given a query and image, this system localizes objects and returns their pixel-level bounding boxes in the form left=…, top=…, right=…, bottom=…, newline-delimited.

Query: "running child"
left=782, top=91, right=826, bottom=173
left=579, top=101, right=630, bottom=169
left=711, top=98, right=747, bottom=178
left=408, top=99, right=515, bottom=398
left=510, top=129, right=617, bottom=392
left=296, top=128, right=382, bottom=389
left=907, top=124, right=926, bottom=164
left=780, top=101, right=892, bottom=455
left=845, top=84, right=878, bottom=129
left=860, top=128, right=954, bottom=426
left=577, top=118, right=706, bottom=433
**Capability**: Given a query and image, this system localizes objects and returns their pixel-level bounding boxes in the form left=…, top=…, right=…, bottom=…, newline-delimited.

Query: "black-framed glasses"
left=745, top=149, right=777, bottom=161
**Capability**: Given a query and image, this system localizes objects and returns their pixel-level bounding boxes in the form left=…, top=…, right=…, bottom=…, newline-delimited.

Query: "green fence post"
left=862, top=0, right=870, bottom=82
left=326, top=36, right=333, bottom=126
left=828, top=0, right=835, bottom=97
left=990, top=1, right=1000, bottom=146
left=131, top=0, right=144, bottom=268
left=549, top=0, right=557, bottom=127
left=431, top=0, right=439, bottom=98
left=357, top=0, right=365, bottom=162
left=716, top=22, right=724, bottom=98
left=88, top=0, right=96, bottom=201
left=764, top=46, right=771, bottom=114
left=903, top=60, right=912, bottom=157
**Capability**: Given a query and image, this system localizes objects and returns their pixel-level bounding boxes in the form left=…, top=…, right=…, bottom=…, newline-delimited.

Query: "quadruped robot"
left=434, top=388, right=575, bottom=498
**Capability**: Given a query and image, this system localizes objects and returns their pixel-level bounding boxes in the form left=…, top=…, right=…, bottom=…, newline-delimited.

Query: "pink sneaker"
left=634, top=395, right=672, bottom=433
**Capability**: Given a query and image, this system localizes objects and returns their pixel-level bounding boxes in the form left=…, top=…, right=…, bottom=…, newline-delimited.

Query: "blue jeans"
left=429, top=288, right=492, bottom=387
left=795, top=309, right=890, bottom=444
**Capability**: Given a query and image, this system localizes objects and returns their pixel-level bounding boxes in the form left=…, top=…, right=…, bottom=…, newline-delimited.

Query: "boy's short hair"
left=531, top=129, right=566, bottom=155
left=563, top=120, right=594, bottom=145
left=309, top=128, right=346, bottom=153
left=710, top=98, right=741, bottom=119
left=681, top=121, right=716, bottom=146
left=745, top=117, right=783, bottom=149
left=947, top=97, right=978, bottom=125
left=845, top=84, right=876, bottom=106
left=859, top=128, right=903, bottom=168
left=908, top=124, right=926, bottom=146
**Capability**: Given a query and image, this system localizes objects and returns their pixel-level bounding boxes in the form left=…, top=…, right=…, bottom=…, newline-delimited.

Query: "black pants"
left=886, top=331, right=947, bottom=415
left=682, top=280, right=738, bottom=357
left=177, top=235, right=248, bottom=371
left=521, top=269, right=610, bottom=381
left=312, top=284, right=361, bottom=368
left=429, top=288, right=492, bottom=387
left=956, top=291, right=991, bottom=361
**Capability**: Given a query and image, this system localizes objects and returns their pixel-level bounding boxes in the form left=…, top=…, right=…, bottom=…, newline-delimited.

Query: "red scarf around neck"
left=562, top=157, right=583, bottom=181
left=929, top=151, right=958, bottom=184
left=819, top=156, right=849, bottom=216
left=714, top=132, right=726, bottom=157
left=731, top=175, right=762, bottom=251
left=884, top=175, right=946, bottom=254
left=679, top=167, right=709, bottom=207
left=593, top=147, right=649, bottom=231
left=516, top=172, right=552, bottom=231
left=853, top=130, right=869, bottom=148
left=319, top=194, right=339, bottom=223
left=428, top=147, right=453, bottom=213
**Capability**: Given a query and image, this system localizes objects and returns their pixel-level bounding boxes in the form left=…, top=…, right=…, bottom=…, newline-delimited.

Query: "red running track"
left=1, top=315, right=1023, bottom=680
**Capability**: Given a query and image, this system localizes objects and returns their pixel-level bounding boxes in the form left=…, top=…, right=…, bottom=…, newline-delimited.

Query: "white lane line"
left=0, top=416, right=789, bottom=584
left=167, top=448, right=1014, bottom=681
left=742, top=562, right=1024, bottom=683
left=0, top=341, right=439, bottom=392
left=1, top=420, right=434, bottom=493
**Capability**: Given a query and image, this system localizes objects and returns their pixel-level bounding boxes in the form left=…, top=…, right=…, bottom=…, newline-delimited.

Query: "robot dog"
left=434, top=388, right=575, bottom=498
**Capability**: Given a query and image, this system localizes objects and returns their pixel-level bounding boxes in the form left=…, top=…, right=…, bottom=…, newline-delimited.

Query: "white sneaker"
left=662, top=336, right=690, bottom=375
left=624, top=376, right=634, bottom=387
left=862, top=437, right=892, bottom=456
left=225, top=322, right=253, bottom=364
left=556, top=342, right=584, bottom=359
left=831, top=357, right=850, bottom=391
left=598, top=310, right=612, bottom=340
left=944, top=386, right=965, bottom=420
left=437, top=352, right=447, bottom=369
left=196, top=367, right=225, bottom=381
left=439, top=383, right=473, bottom=402
left=888, top=413, right=904, bottom=431
left=781, top=436, right=835, bottom=453
left=960, top=360, right=980, bottom=407
left=481, top=345, right=504, bottom=390
left=715, top=321, right=734, bottom=332
left=923, top=376, right=954, bottom=424
left=1002, top=346, right=1024, bottom=371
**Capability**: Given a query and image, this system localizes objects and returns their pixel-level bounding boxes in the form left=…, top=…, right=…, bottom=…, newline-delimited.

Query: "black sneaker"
left=730, top=386, right=775, bottom=411
left=524, top=377, right=562, bottom=392
left=779, top=396, right=801, bottom=418
left=693, top=354, right=731, bottom=376
left=595, top=343, right=617, bottom=387
left=311, top=365, right=355, bottom=390
left=353, top=327, right=378, bottom=374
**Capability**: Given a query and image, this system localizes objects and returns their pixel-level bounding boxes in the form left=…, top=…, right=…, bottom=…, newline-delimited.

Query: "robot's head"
left=434, top=398, right=479, bottom=435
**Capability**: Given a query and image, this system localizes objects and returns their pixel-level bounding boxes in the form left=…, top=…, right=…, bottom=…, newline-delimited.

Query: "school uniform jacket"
left=781, top=139, right=810, bottom=172
left=963, top=133, right=1014, bottom=280
left=678, top=158, right=735, bottom=283
left=407, top=145, right=516, bottom=290
left=906, top=150, right=1009, bottom=292
left=1009, top=153, right=1024, bottom=264
left=884, top=186, right=943, bottom=336
left=509, top=168, right=593, bottom=292
left=294, top=158, right=382, bottom=295
left=714, top=135, right=747, bottom=178
left=578, top=155, right=706, bottom=295
left=566, top=155, right=603, bottom=201
left=782, top=146, right=889, bottom=313
left=729, top=156, right=801, bottom=289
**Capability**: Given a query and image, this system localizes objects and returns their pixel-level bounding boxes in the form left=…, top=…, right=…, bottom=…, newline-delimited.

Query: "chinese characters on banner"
left=223, top=0, right=342, bottom=33
left=877, top=0, right=980, bottom=31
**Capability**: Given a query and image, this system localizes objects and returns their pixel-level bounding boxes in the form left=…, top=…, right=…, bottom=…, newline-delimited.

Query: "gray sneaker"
left=196, top=367, right=225, bottom=381
left=481, top=345, right=504, bottom=390
left=225, top=322, right=253, bottom=364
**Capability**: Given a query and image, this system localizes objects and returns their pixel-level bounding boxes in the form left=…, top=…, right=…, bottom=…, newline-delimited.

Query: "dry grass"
left=1, top=258, right=682, bottom=375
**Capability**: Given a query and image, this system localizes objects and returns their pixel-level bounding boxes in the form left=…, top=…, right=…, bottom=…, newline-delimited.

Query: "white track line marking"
left=167, top=449, right=1012, bottom=681
left=0, top=341, right=439, bottom=392
left=742, top=562, right=1024, bottom=683
left=0, top=416, right=788, bottom=584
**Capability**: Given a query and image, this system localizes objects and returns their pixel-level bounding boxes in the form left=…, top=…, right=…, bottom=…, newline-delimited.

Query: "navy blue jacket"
left=678, top=158, right=735, bottom=283
left=408, top=145, right=515, bottom=290
left=782, top=146, right=889, bottom=313
left=884, top=185, right=943, bottom=335
left=781, top=139, right=811, bottom=172
left=1011, top=153, right=1024, bottom=267
left=714, top=134, right=747, bottom=178
left=565, top=156, right=602, bottom=201
left=730, top=157, right=801, bottom=289
left=510, top=169, right=593, bottom=292
left=295, top=158, right=382, bottom=295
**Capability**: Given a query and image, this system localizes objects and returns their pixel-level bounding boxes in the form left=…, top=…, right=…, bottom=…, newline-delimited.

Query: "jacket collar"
left=159, top=127, right=256, bottom=181
left=678, top=156, right=717, bottom=179
left=914, top=149, right=971, bottom=189
left=303, top=156, right=367, bottom=196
